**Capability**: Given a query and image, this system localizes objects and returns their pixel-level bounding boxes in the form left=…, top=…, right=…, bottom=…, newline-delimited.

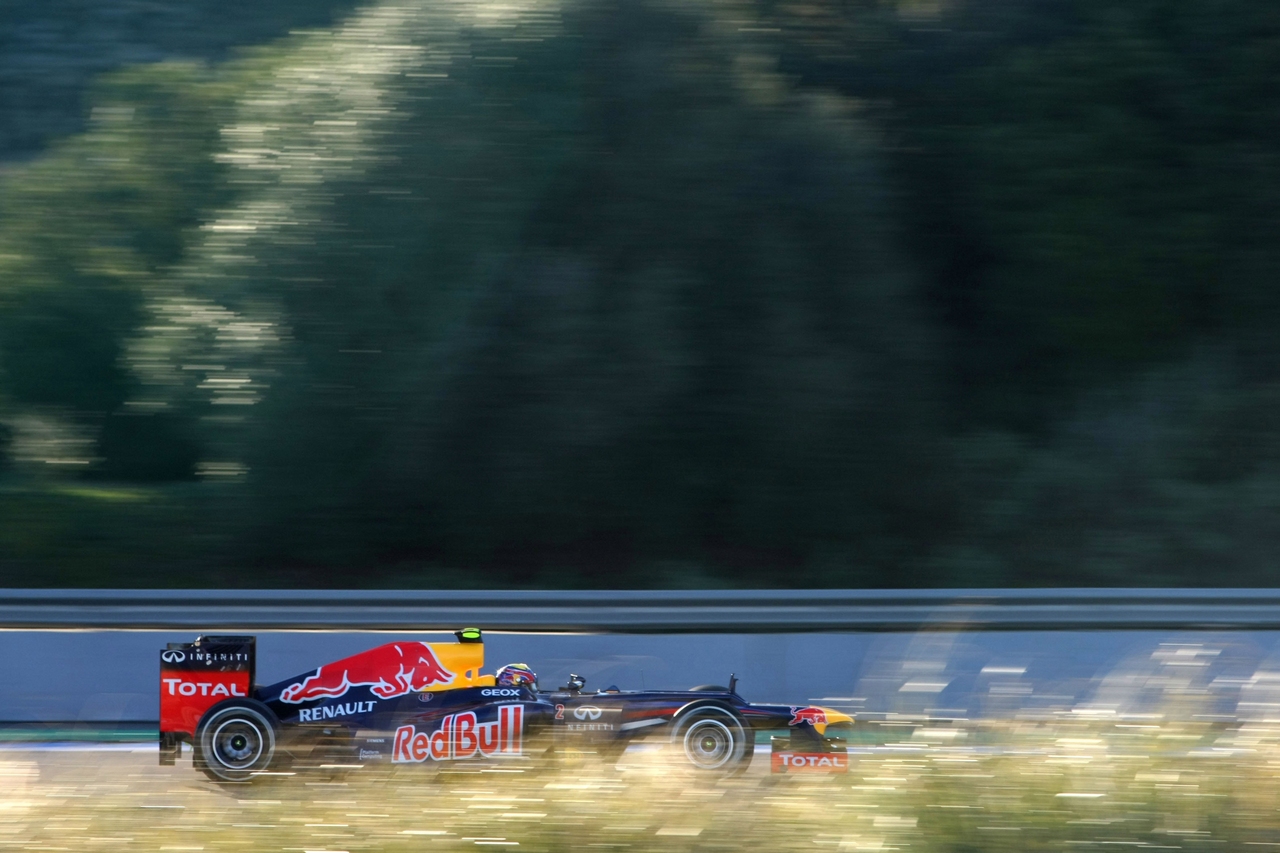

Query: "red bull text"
left=771, top=751, right=849, bottom=772
left=392, top=705, right=524, bottom=763
left=282, top=642, right=455, bottom=703
left=788, top=706, right=828, bottom=726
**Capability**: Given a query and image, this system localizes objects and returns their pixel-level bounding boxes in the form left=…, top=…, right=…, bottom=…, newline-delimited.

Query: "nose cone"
left=814, top=707, right=853, bottom=736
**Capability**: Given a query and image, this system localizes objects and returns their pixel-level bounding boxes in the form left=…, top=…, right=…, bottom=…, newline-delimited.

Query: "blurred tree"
left=932, top=356, right=1280, bottom=588
left=765, top=0, right=1280, bottom=428
left=212, top=0, right=942, bottom=583
left=1, top=0, right=1278, bottom=587
left=0, top=419, right=11, bottom=474
left=0, top=0, right=363, bottom=160
left=0, top=62, right=237, bottom=479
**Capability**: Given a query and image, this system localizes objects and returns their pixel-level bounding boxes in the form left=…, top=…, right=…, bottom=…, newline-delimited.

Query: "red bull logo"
left=788, top=706, right=828, bottom=727
left=392, top=705, right=524, bottom=762
left=281, top=642, right=455, bottom=703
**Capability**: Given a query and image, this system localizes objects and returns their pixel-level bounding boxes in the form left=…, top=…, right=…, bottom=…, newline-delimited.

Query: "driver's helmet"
left=495, top=663, right=537, bottom=689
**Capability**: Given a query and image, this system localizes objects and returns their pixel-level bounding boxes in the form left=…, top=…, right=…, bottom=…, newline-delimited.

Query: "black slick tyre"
left=195, top=700, right=278, bottom=783
left=671, top=707, right=748, bottom=773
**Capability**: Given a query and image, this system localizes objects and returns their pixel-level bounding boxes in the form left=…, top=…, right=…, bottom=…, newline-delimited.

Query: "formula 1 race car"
left=159, top=631, right=853, bottom=782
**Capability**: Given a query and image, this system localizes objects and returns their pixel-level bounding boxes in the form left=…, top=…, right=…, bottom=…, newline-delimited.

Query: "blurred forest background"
left=1, top=0, right=1278, bottom=588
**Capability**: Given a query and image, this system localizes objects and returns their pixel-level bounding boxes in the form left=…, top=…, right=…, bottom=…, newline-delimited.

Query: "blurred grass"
left=4, top=716, right=1280, bottom=851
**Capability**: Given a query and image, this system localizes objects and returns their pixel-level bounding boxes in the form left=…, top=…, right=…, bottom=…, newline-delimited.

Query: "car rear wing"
left=159, top=635, right=255, bottom=765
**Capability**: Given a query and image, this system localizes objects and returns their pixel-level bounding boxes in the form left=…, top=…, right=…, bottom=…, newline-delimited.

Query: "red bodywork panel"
left=160, top=671, right=252, bottom=737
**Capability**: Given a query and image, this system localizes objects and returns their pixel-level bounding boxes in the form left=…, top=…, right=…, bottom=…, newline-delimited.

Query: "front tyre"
left=196, top=700, right=278, bottom=783
left=672, top=708, right=748, bottom=772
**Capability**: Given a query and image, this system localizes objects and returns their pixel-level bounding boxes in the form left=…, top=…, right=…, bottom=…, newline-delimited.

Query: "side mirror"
left=565, top=674, right=586, bottom=692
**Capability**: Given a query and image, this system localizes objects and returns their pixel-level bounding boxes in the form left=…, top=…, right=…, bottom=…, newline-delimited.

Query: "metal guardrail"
left=1, top=588, right=1279, bottom=632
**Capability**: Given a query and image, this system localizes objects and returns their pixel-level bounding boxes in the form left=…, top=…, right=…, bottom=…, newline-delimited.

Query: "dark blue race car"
left=159, top=630, right=852, bottom=782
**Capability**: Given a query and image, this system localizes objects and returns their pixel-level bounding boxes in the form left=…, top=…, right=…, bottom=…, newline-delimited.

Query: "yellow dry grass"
left=1, top=717, right=1278, bottom=852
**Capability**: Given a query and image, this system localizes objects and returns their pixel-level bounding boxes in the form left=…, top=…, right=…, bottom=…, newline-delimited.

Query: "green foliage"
left=217, top=0, right=938, bottom=582
left=933, top=359, right=1280, bottom=587
left=0, top=62, right=238, bottom=478
left=766, top=0, right=1280, bottom=425
left=2, top=0, right=1280, bottom=587
left=943, top=0, right=1280, bottom=401
left=93, top=412, right=201, bottom=482
left=0, top=421, right=11, bottom=473
left=0, top=0, right=364, bottom=158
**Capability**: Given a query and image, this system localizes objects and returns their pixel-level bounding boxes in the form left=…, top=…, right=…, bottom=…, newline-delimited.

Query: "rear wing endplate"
left=159, top=635, right=256, bottom=764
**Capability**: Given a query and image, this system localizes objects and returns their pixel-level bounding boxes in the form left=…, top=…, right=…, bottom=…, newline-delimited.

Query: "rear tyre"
left=671, top=707, right=748, bottom=773
left=196, top=700, right=277, bottom=783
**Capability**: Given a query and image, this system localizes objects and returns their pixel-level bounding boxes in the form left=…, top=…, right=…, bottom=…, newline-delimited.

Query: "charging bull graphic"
left=789, top=706, right=827, bottom=727
left=281, top=641, right=455, bottom=703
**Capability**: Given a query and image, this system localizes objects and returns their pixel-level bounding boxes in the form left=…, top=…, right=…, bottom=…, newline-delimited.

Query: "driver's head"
left=495, top=663, right=537, bottom=689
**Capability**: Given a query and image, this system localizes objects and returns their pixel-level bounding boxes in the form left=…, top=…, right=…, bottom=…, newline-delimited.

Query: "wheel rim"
left=211, top=717, right=265, bottom=770
left=682, top=719, right=734, bottom=770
